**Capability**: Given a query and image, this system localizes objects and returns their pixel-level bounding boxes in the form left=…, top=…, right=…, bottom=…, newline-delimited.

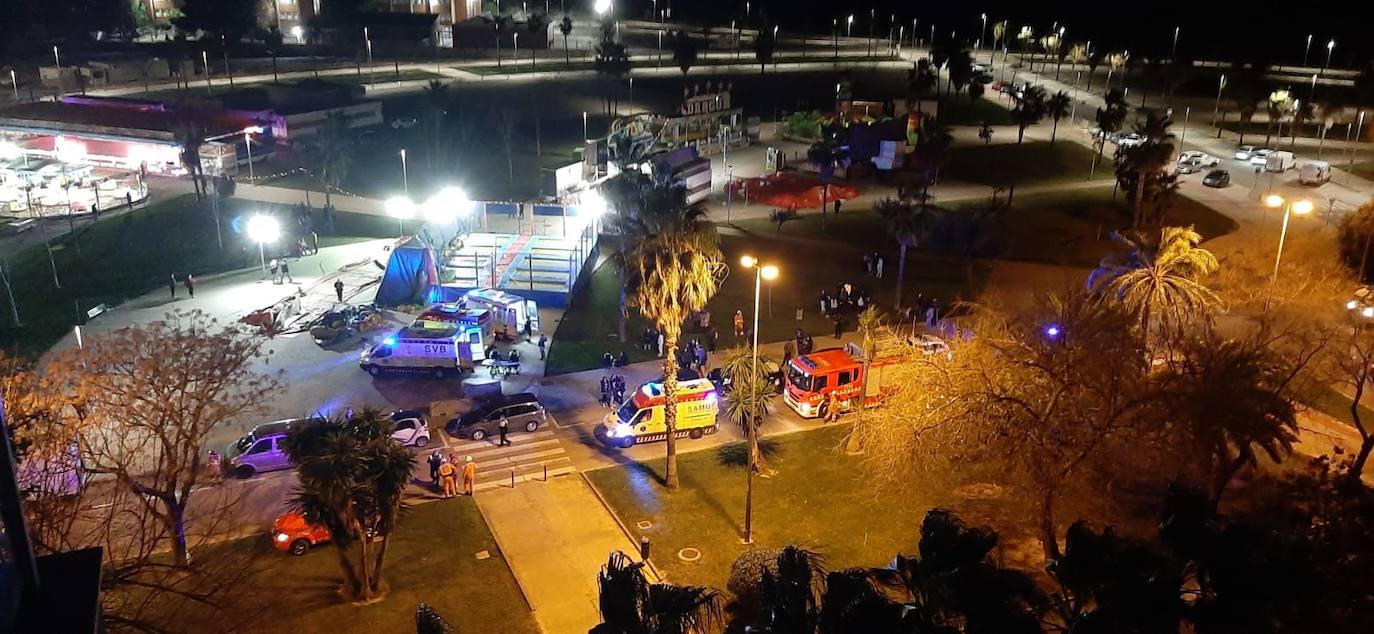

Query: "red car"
left=272, top=512, right=331, bottom=556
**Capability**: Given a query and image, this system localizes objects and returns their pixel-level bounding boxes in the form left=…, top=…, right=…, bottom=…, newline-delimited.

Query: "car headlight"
left=275, top=533, right=289, bottom=543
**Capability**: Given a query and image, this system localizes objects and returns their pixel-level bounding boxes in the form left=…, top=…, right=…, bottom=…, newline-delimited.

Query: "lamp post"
left=1212, top=73, right=1226, bottom=131
left=202, top=50, right=212, bottom=94
left=832, top=19, right=838, bottom=59
left=242, top=126, right=261, bottom=182
left=1171, top=26, right=1179, bottom=60
left=980, top=13, right=987, bottom=50
left=364, top=27, right=374, bottom=85
left=1323, top=39, right=1335, bottom=75
left=53, top=46, right=60, bottom=69
left=246, top=214, right=280, bottom=276
left=386, top=196, right=416, bottom=237
left=399, top=149, right=409, bottom=197
left=738, top=255, right=777, bottom=545
left=726, top=164, right=733, bottom=223
left=846, top=14, right=853, bottom=39
left=582, top=111, right=588, bottom=141
left=1263, top=194, right=1313, bottom=310
left=1303, top=34, right=1312, bottom=67
left=10, top=69, right=18, bottom=101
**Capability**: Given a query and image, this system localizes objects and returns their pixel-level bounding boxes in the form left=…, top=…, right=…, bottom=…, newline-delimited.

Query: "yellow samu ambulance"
left=598, top=379, right=720, bottom=448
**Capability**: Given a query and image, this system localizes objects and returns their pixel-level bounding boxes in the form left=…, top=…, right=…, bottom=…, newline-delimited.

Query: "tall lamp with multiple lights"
left=738, top=255, right=778, bottom=544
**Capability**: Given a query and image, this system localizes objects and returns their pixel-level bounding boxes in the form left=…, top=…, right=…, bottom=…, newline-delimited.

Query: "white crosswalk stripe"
left=427, top=429, right=575, bottom=493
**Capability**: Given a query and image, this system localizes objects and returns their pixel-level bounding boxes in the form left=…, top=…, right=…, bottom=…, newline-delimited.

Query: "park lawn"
left=968, top=188, right=1240, bottom=268
left=1351, top=160, right=1374, bottom=183
left=936, top=94, right=1012, bottom=126
left=944, top=140, right=1110, bottom=188
left=0, top=195, right=395, bottom=355
left=545, top=228, right=985, bottom=375
left=178, top=497, right=537, bottom=634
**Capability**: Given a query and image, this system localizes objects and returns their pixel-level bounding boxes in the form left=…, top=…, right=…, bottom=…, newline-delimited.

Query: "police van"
left=597, top=379, right=720, bottom=448
left=360, top=324, right=485, bottom=377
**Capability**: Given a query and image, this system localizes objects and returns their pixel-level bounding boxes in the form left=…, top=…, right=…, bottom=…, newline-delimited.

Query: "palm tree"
left=615, top=179, right=722, bottom=490
left=1091, top=89, right=1129, bottom=178
left=591, top=551, right=722, bottom=634
left=1264, top=89, right=1292, bottom=148
left=1089, top=226, right=1220, bottom=346
left=299, top=110, right=356, bottom=227
left=1116, top=110, right=1177, bottom=227
left=906, top=58, right=937, bottom=111
left=913, top=118, right=952, bottom=201
left=1046, top=90, right=1073, bottom=144
left=1159, top=337, right=1298, bottom=504
left=876, top=197, right=931, bottom=309
left=753, top=546, right=827, bottom=633
left=419, top=80, right=449, bottom=174
left=560, top=16, right=573, bottom=65
left=1316, top=93, right=1349, bottom=156
left=282, top=408, right=414, bottom=603
left=842, top=510, right=1043, bottom=633
left=1290, top=100, right=1314, bottom=151
left=1085, top=50, right=1104, bottom=92
left=722, top=347, right=777, bottom=474
left=753, top=22, right=776, bottom=75
left=1047, top=521, right=1185, bottom=631
left=1010, top=84, right=1048, bottom=143
left=944, top=47, right=974, bottom=105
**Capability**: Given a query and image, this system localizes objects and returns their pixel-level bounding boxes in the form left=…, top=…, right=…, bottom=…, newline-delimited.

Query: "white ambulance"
left=360, top=324, right=485, bottom=377
left=463, top=288, right=539, bottom=338
left=598, top=379, right=720, bottom=448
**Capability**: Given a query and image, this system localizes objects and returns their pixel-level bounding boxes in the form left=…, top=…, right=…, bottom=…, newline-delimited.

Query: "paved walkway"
left=476, top=475, right=654, bottom=634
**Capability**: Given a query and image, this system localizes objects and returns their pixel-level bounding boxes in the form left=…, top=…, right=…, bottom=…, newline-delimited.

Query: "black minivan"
left=446, top=393, right=548, bottom=441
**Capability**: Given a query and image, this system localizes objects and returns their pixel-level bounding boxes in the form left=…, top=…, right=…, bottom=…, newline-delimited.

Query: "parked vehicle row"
left=223, top=410, right=431, bottom=479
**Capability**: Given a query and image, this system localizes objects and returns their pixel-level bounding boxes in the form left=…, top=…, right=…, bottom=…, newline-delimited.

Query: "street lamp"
left=980, top=13, right=987, bottom=50
left=846, top=14, right=853, bottom=38
left=246, top=214, right=281, bottom=275
left=52, top=46, right=60, bottom=69
left=582, top=111, right=588, bottom=141
left=1264, top=194, right=1313, bottom=309
left=241, top=126, right=263, bottom=182
left=385, top=196, right=416, bottom=237
left=1323, top=39, right=1335, bottom=74
left=10, top=69, right=18, bottom=101
left=594, top=0, right=611, bottom=16
left=1303, top=34, right=1312, bottom=67
left=399, top=149, right=409, bottom=197
left=1212, top=73, right=1226, bottom=132
left=1171, top=26, right=1179, bottom=60
left=738, top=254, right=778, bottom=545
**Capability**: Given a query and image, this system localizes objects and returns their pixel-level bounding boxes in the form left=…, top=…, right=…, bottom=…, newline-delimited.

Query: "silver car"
left=223, top=418, right=322, bottom=478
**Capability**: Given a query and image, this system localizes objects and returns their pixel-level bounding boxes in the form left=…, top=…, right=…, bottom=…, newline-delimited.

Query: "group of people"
left=819, top=282, right=874, bottom=320
left=781, top=328, right=816, bottom=368
left=267, top=258, right=295, bottom=284
left=168, top=273, right=197, bottom=299
left=428, top=451, right=477, bottom=498
left=601, top=350, right=631, bottom=368
left=599, top=374, right=628, bottom=407
left=901, top=294, right=943, bottom=328
left=861, top=252, right=887, bottom=278
left=641, top=327, right=665, bottom=357
left=678, top=338, right=710, bottom=375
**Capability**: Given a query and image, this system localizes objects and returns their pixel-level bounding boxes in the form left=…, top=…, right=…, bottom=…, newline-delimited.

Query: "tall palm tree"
left=560, top=16, right=573, bottom=65
left=282, top=408, right=414, bottom=602
left=419, top=80, right=449, bottom=174
left=1159, top=337, right=1298, bottom=504
left=906, top=58, right=937, bottom=111
left=1117, top=110, right=1177, bottom=227
left=1089, top=226, right=1220, bottom=346
left=615, top=179, right=722, bottom=490
left=1091, top=89, right=1129, bottom=178
left=722, top=347, right=777, bottom=473
left=591, top=551, right=722, bottom=634
left=945, top=47, right=974, bottom=105
left=876, top=197, right=931, bottom=309
left=754, top=546, right=827, bottom=633
left=1009, top=84, right=1048, bottom=143
left=1046, top=90, right=1073, bottom=144
left=913, top=118, right=952, bottom=202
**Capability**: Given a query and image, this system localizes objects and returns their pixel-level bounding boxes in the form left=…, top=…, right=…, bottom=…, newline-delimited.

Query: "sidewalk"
left=476, top=475, right=654, bottom=634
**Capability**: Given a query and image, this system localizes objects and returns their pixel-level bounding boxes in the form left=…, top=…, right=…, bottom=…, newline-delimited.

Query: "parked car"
left=1347, top=287, right=1374, bottom=320
left=909, top=334, right=952, bottom=358
left=223, top=418, right=325, bottom=478
left=389, top=409, right=431, bottom=447
left=446, top=393, right=547, bottom=441
left=390, top=117, right=417, bottom=129
left=272, top=512, right=331, bottom=556
left=1177, top=159, right=1205, bottom=174
left=1117, top=133, right=1145, bottom=148
left=1179, top=151, right=1219, bottom=167
left=1202, top=169, right=1231, bottom=188
left=1249, top=149, right=1272, bottom=166
left=1299, top=160, right=1332, bottom=185
left=1234, top=145, right=1257, bottom=160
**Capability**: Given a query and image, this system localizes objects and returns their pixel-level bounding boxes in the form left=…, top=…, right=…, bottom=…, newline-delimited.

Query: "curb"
left=578, top=471, right=664, bottom=583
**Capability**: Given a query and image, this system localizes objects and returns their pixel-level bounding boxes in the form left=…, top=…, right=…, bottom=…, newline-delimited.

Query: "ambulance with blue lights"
left=783, top=342, right=903, bottom=418
left=598, top=379, right=720, bottom=448
left=359, top=324, right=485, bottom=377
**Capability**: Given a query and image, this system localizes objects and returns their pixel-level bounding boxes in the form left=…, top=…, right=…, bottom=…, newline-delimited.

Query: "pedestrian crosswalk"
left=441, top=429, right=575, bottom=493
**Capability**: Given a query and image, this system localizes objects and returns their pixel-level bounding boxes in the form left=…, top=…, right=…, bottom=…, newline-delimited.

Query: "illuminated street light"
left=399, top=149, right=409, bottom=197
left=1264, top=195, right=1313, bottom=309
left=847, top=14, right=853, bottom=37
left=246, top=215, right=281, bottom=274
left=422, top=187, right=469, bottom=223
left=386, top=196, right=416, bottom=236
left=594, top=0, right=611, bottom=16
left=738, top=254, right=778, bottom=544
left=1323, top=39, right=1335, bottom=74
left=242, top=126, right=262, bottom=182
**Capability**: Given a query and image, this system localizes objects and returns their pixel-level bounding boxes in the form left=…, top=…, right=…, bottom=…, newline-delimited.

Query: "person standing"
left=269, top=259, right=280, bottom=283
left=498, top=416, right=511, bottom=447
left=834, top=199, right=843, bottom=214
left=538, top=334, right=547, bottom=359
left=168, top=274, right=177, bottom=299
left=184, top=273, right=196, bottom=298
left=833, top=317, right=844, bottom=340
left=876, top=255, right=884, bottom=279
left=437, top=457, right=458, bottom=498
left=824, top=391, right=841, bottom=423
left=427, top=450, right=443, bottom=488
left=733, top=310, right=745, bottom=340
left=709, top=326, right=718, bottom=352
left=782, top=338, right=796, bottom=369
left=462, top=456, right=477, bottom=495
left=863, top=253, right=873, bottom=274
left=334, top=279, right=345, bottom=303
left=819, top=291, right=829, bottom=316
left=656, top=331, right=665, bottom=358
left=280, top=259, right=293, bottom=283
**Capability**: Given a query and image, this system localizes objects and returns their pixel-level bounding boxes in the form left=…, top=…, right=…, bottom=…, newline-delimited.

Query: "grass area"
left=318, top=69, right=446, bottom=86
left=0, top=195, right=396, bottom=355
left=969, top=188, right=1239, bottom=268
left=186, top=498, right=537, bottom=633
left=545, top=228, right=986, bottom=374
left=945, top=140, right=1110, bottom=188
left=584, top=425, right=1153, bottom=589
left=1351, top=160, right=1374, bottom=183
left=936, top=94, right=1012, bottom=126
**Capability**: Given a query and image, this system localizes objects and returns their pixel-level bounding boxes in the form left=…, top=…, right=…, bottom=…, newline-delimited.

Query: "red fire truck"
left=783, top=341, right=905, bottom=418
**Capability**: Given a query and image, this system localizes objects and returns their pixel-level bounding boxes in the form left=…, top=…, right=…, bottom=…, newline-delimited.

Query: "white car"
left=1249, top=149, right=1272, bottom=166
left=909, top=334, right=952, bottom=358
left=1234, top=145, right=1257, bottom=160
left=389, top=409, right=432, bottom=448
left=1176, top=159, right=1205, bottom=174
left=1117, top=133, right=1145, bottom=148
left=1179, top=151, right=1219, bottom=167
